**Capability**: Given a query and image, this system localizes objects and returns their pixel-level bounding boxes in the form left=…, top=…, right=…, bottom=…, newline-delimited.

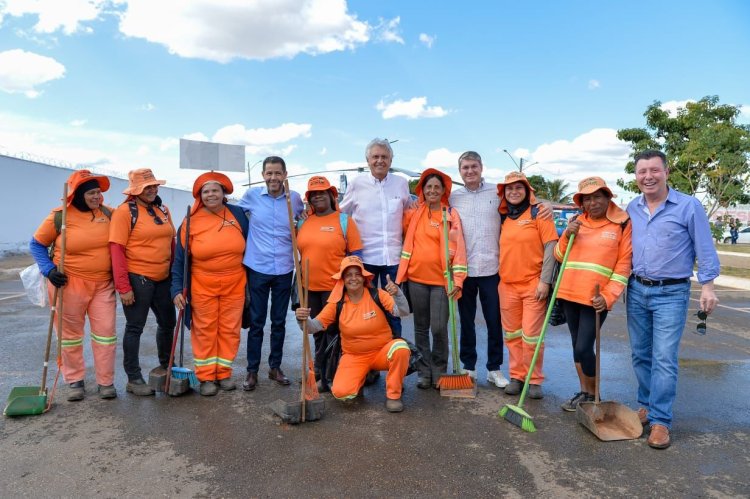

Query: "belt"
left=633, top=275, right=690, bottom=287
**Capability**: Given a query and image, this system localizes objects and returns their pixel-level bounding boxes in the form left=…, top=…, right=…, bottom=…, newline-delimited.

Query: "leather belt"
left=633, top=275, right=690, bottom=287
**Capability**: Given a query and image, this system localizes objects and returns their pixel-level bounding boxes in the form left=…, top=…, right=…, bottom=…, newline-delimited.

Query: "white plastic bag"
left=19, top=264, right=48, bottom=308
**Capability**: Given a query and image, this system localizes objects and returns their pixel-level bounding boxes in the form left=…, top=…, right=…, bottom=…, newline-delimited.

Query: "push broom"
left=170, top=205, right=198, bottom=389
left=498, top=233, right=575, bottom=432
left=437, top=207, right=474, bottom=393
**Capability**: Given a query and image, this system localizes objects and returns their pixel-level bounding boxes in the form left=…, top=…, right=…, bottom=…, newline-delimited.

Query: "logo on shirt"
left=601, top=231, right=617, bottom=241
left=320, top=226, right=335, bottom=232
left=517, top=220, right=533, bottom=226
left=362, top=310, right=377, bottom=320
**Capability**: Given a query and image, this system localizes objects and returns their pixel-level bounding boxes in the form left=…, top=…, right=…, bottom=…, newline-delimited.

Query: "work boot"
left=487, top=370, right=510, bottom=388
left=504, top=378, right=523, bottom=395
left=97, top=384, right=117, bottom=399
left=199, top=381, right=219, bottom=396
left=126, top=378, right=155, bottom=396
left=385, top=398, right=403, bottom=413
left=527, top=384, right=543, bottom=399
left=67, top=380, right=85, bottom=402
left=217, top=378, right=236, bottom=391
left=561, top=391, right=587, bottom=412
left=243, top=372, right=258, bottom=391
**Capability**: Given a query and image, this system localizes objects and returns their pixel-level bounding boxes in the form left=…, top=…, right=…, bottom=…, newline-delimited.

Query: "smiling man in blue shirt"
left=626, top=149, right=720, bottom=450
left=238, top=156, right=303, bottom=391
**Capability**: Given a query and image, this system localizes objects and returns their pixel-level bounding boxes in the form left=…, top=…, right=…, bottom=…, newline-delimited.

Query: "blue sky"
left=1, top=0, right=748, bottom=203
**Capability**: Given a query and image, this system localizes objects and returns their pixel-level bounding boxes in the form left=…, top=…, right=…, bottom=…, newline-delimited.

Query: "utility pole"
left=502, top=149, right=538, bottom=172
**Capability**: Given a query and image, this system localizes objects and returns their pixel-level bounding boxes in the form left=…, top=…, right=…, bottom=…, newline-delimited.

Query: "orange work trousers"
left=190, top=270, right=246, bottom=382
left=499, top=278, right=546, bottom=385
left=48, top=276, right=116, bottom=385
left=332, top=339, right=410, bottom=401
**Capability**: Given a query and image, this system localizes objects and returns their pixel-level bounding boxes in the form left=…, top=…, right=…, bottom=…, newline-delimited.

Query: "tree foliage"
left=616, top=95, right=750, bottom=217
left=525, top=175, right=572, bottom=204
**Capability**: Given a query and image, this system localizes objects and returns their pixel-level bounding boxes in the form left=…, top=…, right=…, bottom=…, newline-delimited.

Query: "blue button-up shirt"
left=627, top=188, right=719, bottom=284
left=238, top=186, right=303, bottom=275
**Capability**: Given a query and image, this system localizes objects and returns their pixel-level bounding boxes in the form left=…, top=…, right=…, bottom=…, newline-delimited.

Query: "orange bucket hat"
left=66, top=169, right=110, bottom=205
left=122, top=168, right=166, bottom=196
left=496, top=171, right=538, bottom=207
left=192, top=171, right=234, bottom=198
left=572, top=176, right=616, bottom=207
left=415, top=168, right=452, bottom=204
left=327, top=256, right=375, bottom=303
left=305, top=175, right=339, bottom=206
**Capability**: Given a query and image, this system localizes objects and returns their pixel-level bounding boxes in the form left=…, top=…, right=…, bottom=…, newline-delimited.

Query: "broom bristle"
left=304, top=366, right=319, bottom=400
left=499, top=404, right=536, bottom=433
left=172, top=367, right=199, bottom=389
left=437, top=373, right=474, bottom=390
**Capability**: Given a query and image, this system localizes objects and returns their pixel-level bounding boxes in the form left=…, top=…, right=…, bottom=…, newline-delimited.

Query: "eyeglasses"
left=146, top=206, right=164, bottom=225
left=694, top=310, right=707, bottom=335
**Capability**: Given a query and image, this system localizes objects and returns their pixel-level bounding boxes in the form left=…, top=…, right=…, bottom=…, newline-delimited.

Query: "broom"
left=171, top=205, right=199, bottom=388
left=499, top=233, right=576, bottom=432
left=437, top=207, right=474, bottom=391
left=302, top=259, right=318, bottom=402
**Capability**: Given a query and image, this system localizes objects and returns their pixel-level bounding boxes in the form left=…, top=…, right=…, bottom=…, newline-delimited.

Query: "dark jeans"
left=246, top=268, right=292, bottom=373
left=559, top=299, right=608, bottom=377
left=308, top=289, right=333, bottom=380
left=122, top=273, right=176, bottom=382
left=363, top=263, right=402, bottom=337
left=457, top=274, right=503, bottom=371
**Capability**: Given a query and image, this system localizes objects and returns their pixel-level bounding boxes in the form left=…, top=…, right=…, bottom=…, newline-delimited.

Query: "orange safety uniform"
left=498, top=198, right=558, bottom=385
left=178, top=206, right=247, bottom=382
left=555, top=204, right=632, bottom=309
left=34, top=205, right=117, bottom=385
left=315, top=288, right=410, bottom=400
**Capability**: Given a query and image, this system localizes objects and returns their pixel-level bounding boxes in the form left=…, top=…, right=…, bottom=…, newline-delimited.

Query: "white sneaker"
left=487, top=370, right=509, bottom=388
left=464, top=369, right=476, bottom=379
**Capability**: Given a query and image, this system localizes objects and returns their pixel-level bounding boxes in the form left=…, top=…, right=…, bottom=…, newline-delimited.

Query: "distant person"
left=30, top=170, right=117, bottom=401
left=109, top=168, right=176, bottom=396
left=626, top=150, right=719, bottom=449
left=729, top=218, right=740, bottom=244
left=238, top=156, right=303, bottom=391
left=171, top=172, right=248, bottom=396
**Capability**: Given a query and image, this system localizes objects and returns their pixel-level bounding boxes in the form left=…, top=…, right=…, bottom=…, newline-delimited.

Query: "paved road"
left=1, top=278, right=748, bottom=497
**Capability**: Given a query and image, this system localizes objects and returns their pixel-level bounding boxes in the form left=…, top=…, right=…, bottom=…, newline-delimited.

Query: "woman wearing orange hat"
left=295, top=256, right=411, bottom=412
left=497, top=171, right=558, bottom=399
left=109, top=168, right=176, bottom=396
left=30, top=170, right=118, bottom=401
left=555, top=177, right=632, bottom=411
left=296, top=176, right=363, bottom=389
left=171, top=172, right=248, bottom=396
left=395, top=168, right=467, bottom=389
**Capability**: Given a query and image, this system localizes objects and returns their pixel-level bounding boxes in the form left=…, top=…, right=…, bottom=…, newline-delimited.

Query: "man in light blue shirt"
left=626, top=150, right=719, bottom=449
left=237, top=156, right=303, bottom=391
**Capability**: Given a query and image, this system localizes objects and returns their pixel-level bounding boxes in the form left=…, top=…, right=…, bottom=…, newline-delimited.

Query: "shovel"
left=576, top=285, right=642, bottom=441
left=5, top=183, right=68, bottom=417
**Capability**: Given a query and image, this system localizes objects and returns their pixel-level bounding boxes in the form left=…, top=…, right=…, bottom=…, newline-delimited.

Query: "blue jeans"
left=246, top=268, right=293, bottom=373
left=363, top=263, right=402, bottom=337
left=457, top=274, right=503, bottom=371
left=626, top=278, right=691, bottom=429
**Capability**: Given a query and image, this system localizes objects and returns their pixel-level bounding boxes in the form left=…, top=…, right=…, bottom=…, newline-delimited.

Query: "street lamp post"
left=502, top=149, right=538, bottom=172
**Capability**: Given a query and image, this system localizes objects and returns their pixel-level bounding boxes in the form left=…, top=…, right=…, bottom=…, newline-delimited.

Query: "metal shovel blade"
left=576, top=401, right=643, bottom=441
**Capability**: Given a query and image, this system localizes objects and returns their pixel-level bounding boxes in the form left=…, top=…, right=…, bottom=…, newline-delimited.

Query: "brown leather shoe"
left=268, top=368, right=290, bottom=386
left=637, top=407, right=649, bottom=426
left=242, top=372, right=258, bottom=391
left=647, top=424, right=671, bottom=449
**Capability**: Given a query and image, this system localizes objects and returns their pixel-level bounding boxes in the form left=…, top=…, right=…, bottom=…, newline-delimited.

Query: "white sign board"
left=179, top=138, right=246, bottom=172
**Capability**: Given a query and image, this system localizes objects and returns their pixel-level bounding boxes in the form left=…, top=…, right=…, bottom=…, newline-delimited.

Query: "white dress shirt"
left=449, top=179, right=501, bottom=277
left=340, top=172, right=410, bottom=266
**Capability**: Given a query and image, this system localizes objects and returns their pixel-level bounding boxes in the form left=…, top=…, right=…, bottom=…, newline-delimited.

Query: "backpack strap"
left=339, top=213, right=348, bottom=243
left=127, top=201, right=139, bottom=232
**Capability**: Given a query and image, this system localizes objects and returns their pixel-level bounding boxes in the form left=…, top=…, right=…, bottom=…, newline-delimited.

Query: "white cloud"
left=588, top=79, right=600, bottom=90
left=182, top=132, right=209, bottom=142
left=660, top=99, right=695, bottom=117
left=211, top=123, right=312, bottom=146
left=0, top=49, right=65, bottom=98
left=737, top=105, right=750, bottom=123
left=0, top=0, right=106, bottom=35
left=418, top=33, right=435, bottom=48
left=376, top=96, right=450, bottom=120
left=70, top=119, right=87, bottom=127
left=376, top=16, right=403, bottom=44
left=325, top=160, right=366, bottom=172
left=140, top=102, right=156, bottom=111
left=421, top=148, right=460, bottom=169
left=117, top=0, right=371, bottom=63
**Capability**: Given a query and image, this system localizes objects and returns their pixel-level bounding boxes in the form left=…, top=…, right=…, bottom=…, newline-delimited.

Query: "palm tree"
left=545, top=178, right=572, bottom=204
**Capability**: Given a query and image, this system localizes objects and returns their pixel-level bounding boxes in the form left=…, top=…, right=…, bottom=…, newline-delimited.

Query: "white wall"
left=0, top=155, right=195, bottom=255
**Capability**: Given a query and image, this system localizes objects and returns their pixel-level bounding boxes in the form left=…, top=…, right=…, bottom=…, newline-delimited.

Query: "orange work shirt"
left=499, top=208, right=558, bottom=284
left=109, top=202, right=175, bottom=281
left=296, top=212, right=364, bottom=291
left=181, top=207, right=246, bottom=276
left=406, top=209, right=444, bottom=286
left=34, top=205, right=113, bottom=281
left=316, top=289, right=395, bottom=355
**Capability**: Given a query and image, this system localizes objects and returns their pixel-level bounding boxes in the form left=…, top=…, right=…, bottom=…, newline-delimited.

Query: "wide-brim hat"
left=305, top=176, right=339, bottom=204
left=415, top=168, right=452, bottom=203
left=66, top=169, right=110, bottom=204
left=192, top=171, right=234, bottom=199
left=572, top=176, right=616, bottom=207
left=331, top=256, right=374, bottom=281
left=496, top=171, right=535, bottom=196
left=122, top=168, right=166, bottom=196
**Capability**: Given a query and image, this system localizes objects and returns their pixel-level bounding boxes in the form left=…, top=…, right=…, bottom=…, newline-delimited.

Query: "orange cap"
left=66, top=169, right=110, bottom=204
left=572, top=176, right=616, bottom=207
left=305, top=175, right=338, bottom=203
left=122, top=168, right=166, bottom=196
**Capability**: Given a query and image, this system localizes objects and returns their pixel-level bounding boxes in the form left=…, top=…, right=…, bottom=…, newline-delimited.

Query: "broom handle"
left=53, top=184, right=68, bottom=390
left=179, top=205, right=191, bottom=367
left=442, top=208, right=461, bottom=374
left=594, top=283, right=601, bottom=404
left=517, top=233, right=575, bottom=408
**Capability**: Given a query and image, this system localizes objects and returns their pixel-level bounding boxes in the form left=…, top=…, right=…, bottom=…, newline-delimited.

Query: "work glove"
left=48, top=267, right=68, bottom=288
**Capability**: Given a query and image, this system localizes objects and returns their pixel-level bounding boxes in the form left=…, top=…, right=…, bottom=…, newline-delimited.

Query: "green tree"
left=617, top=95, right=750, bottom=217
left=545, top=178, right=572, bottom=204
left=526, top=174, right=548, bottom=197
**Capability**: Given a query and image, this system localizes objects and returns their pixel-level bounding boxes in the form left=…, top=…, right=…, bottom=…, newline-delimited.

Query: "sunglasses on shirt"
left=146, top=206, right=164, bottom=225
left=694, top=310, right=708, bottom=336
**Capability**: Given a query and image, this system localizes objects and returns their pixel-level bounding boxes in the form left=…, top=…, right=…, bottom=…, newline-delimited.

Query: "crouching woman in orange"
left=556, top=177, right=632, bottom=412
left=171, top=172, right=248, bottom=396
left=30, top=170, right=117, bottom=401
left=396, top=168, right=467, bottom=389
left=295, top=256, right=411, bottom=412
left=497, top=172, right=558, bottom=400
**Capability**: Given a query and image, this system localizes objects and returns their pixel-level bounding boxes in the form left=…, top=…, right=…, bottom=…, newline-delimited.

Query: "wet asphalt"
left=0, top=277, right=748, bottom=498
